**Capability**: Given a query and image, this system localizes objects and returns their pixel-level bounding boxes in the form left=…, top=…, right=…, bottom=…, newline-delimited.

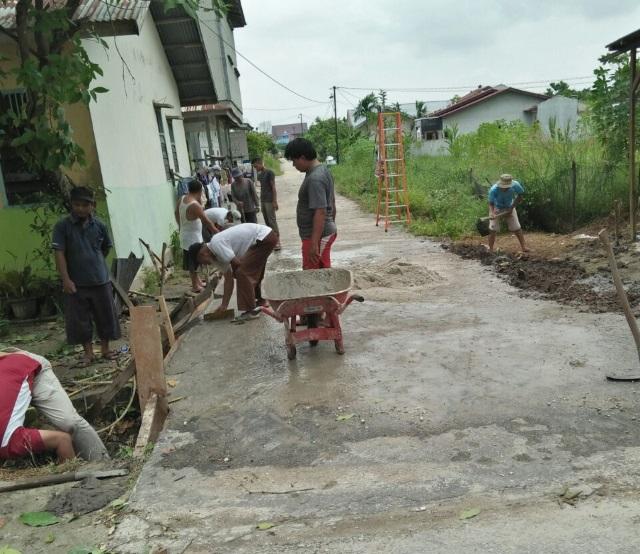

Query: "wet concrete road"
left=113, top=163, right=640, bottom=553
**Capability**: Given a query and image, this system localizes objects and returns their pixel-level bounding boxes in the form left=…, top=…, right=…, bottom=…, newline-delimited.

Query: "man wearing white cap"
left=488, top=173, right=529, bottom=253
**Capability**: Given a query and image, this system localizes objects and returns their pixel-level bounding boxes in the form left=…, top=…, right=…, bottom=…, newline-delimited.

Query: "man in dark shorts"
left=284, top=138, right=337, bottom=269
left=252, top=157, right=281, bottom=250
left=52, top=187, right=121, bottom=366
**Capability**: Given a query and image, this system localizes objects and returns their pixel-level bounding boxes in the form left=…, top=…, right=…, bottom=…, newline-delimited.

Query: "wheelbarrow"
left=261, top=268, right=364, bottom=360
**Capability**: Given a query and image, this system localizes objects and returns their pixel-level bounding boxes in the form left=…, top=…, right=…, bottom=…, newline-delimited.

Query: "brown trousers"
left=235, top=231, right=278, bottom=311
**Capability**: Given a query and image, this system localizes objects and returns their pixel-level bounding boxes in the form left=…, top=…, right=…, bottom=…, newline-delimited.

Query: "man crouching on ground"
left=0, top=349, right=109, bottom=462
left=188, top=223, right=277, bottom=322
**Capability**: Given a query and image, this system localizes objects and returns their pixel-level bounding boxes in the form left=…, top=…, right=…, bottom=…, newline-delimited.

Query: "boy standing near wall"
left=252, top=157, right=281, bottom=251
left=52, top=187, right=121, bottom=366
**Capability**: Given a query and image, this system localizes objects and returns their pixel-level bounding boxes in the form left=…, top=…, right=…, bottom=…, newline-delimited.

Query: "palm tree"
left=391, top=101, right=402, bottom=113
left=353, top=93, right=380, bottom=120
left=415, top=100, right=426, bottom=118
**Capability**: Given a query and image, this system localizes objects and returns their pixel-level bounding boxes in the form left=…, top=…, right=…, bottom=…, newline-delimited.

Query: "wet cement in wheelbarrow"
left=262, top=268, right=353, bottom=300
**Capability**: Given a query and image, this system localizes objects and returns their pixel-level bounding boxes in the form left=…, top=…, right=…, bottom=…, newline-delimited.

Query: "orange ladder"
left=375, top=111, right=411, bottom=231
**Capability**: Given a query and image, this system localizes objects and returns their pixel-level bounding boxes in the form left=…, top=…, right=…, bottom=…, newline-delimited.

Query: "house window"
left=167, top=119, right=180, bottom=173
left=154, top=107, right=172, bottom=181
left=0, top=90, right=49, bottom=206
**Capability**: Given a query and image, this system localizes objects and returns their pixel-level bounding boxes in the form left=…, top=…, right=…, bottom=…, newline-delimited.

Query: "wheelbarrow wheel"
left=287, top=344, right=297, bottom=360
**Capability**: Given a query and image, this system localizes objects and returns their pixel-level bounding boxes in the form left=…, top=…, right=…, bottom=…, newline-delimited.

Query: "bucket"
left=476, top=217, right=491, bottom=237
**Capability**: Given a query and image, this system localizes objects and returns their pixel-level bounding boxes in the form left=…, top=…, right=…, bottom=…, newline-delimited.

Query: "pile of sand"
left=352, top=257, right=442, bottom=290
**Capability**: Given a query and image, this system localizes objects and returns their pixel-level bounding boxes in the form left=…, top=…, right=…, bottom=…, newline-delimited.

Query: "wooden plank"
left=87, top=358, right=135, bottom=419
left=110, top=274, right=134, bottom=312
left=133, top=393, right=167, bottom=458
left=0, top=469, right=129, bottom=493
left=158, top=295, right=176, bottom=347
left=164, top=335, right=183, bottom=369
left=130, top=306, right=168, bottom=413
left=173, top=293, right=214, bottom=336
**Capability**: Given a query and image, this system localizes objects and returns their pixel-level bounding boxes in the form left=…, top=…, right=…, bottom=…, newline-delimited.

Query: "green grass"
left=332, top=122, right=628, bottom=238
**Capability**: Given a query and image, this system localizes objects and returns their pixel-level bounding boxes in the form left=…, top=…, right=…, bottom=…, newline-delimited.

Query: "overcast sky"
left=233, top=0, right=640, bottom=131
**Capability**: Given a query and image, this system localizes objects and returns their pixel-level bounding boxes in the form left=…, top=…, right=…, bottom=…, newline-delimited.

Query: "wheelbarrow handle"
left=260, top=305, right=283, bottom=322
left=337, top=293, right=364, bottom=314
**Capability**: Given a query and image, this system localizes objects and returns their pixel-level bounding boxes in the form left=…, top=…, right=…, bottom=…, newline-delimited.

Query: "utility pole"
left=299, top=113, right=304, bottom=137
left=332, top=85, right=339, bottom=164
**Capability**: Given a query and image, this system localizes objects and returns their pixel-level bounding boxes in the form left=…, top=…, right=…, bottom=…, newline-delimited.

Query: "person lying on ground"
left=230, top=167, right=260, bottom=224
left=252, top=157, right=281, bottom=251
left=53, top=186, right=121, bottom=367
left=175, top=178, right=218, bottom=292
left=0, top=349, right=109, bottom=462
left=284, top=138, right=337, bottom=269
left=202, top=207, right=242, bottom=242
left=488, top=173, right=529, bottom=253
left=187, top=223, right=278, bottom=322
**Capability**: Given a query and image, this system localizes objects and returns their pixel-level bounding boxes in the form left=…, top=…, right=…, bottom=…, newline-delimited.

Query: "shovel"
left=598, top=228, right=640, bottom=381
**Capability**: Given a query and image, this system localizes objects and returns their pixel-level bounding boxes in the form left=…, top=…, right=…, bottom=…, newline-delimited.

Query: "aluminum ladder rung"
left=385, top=173, right=404, bottom=177
left=383, top=158, right=402, bottom=162
left=383, top=127, right=400, bottom=131
left=387, top=204, right=407, bottom=208
left=384, top=143, right=400, bottom=146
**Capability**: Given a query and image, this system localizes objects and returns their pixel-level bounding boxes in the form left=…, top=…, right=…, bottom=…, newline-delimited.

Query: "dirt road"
left=112, top=162, right=640, bottom=553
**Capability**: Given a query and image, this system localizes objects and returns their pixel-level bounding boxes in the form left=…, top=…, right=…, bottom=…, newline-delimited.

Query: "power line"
left=245, top=103, right=329, bottom=111
left=196, top=17, right=326, bottom=104
left=336, top=75, right=594, bottom=93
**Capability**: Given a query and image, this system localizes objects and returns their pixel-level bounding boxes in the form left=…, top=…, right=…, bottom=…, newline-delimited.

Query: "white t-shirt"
left=207, top=178, right=221, bottom=207
left=205, top=207, right=229, bottom=226
left=207, top=223, right=271, bottom=272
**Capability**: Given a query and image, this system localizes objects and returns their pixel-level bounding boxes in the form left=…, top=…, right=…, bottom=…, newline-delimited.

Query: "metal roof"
left=0, top=0, right=149, bottom=32
left=430, top=86, right=548, bottom=118
left=606, top=28, right=640, bottom=53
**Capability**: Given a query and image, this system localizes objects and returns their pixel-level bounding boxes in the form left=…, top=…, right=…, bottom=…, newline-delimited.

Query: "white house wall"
left=536, top=96, right=581, bottom=137
left=442, top=92, right=541, bottom=134
left=83, top=14, right=189, bottom=260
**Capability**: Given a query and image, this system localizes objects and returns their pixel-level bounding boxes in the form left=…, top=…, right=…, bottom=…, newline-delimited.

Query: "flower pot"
left=39, top=296, right=58, bottom=317
left=8, top=297, right=39, bottom=320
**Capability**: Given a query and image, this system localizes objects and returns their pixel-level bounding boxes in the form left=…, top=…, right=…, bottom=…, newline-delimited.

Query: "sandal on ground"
left=75, top=356, right=96, bottom=368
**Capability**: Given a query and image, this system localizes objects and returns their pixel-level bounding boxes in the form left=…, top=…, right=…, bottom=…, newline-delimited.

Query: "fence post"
left=571, top=161, right=577, bottom=231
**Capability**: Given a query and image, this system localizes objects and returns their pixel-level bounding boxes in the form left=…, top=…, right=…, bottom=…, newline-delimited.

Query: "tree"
left=247, top=131, right=277, bottom=160
left=353, top=93, right=380, bottom=120
left=305, top=117, right=360, bottom=161
left=588, top=52, right=636, bottom=163
left=391, top=101, right=402, bottom=113
left=378, top=89, right=388, bottom=111
left=545, top=80, right=590, bottom=101
left=415, top=100, right=427, bottom=118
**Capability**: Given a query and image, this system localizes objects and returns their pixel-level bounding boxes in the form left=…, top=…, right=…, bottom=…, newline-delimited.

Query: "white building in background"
left=532, top=95, right=587, bottom=138
left=413, top=85, right=549, bottom=156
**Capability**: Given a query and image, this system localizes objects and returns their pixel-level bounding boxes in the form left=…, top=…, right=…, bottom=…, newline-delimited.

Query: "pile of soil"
left=449, top=242, right=640, bottom=314
left=353, top=257, right=442, bottom=290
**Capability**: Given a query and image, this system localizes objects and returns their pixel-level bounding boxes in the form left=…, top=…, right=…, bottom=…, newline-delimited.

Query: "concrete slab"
left=111, top=162, right=640, bottom=553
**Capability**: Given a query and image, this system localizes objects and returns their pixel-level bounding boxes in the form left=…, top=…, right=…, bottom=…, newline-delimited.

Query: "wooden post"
left=599, top=228, right=640, bottom=362
left=157, top=295, right=176, bottom=348
left=159, top=242, right=167, bottom=296
left=130, top=306, right=168, bottom=414
left=630, top=47, right=638, bottom=242
left=570, top=161, right=577, bottom=231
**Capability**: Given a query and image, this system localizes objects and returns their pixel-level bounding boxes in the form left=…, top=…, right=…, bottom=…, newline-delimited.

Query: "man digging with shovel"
left=487, top=173, right=529, bottom=253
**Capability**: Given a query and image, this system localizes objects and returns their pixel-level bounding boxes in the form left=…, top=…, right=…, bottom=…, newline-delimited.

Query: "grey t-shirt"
left=258, top=169, right=275, bottom=203
left=231, top=178, right=258, bottom=213
left=296, top=164, right=337, bottom=240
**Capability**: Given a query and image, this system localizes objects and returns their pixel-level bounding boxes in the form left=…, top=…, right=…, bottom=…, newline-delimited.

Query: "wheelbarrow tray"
left=261, top=269, right=362, bottom=359
left=262, top=269, right=353, bottom=313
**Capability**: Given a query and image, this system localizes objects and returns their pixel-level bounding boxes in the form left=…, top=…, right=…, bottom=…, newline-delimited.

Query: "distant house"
left=0, top=0, right=246, bottom=270
left=347, top=100, right=449, bottom=136
left=413, top=85, right=549, bottom=155
left=530, top=95, right=587, bottom=138
left=272, top=122, right=308, bottom=145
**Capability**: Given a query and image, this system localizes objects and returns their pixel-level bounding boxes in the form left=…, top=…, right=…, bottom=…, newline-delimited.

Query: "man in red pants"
left=0, top=350, right=108, bottom=462
left=284, top=138, right=337, bottom=270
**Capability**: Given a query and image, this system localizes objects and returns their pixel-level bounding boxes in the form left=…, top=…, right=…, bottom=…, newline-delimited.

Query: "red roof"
left=430, top=86, right=548, bottom=118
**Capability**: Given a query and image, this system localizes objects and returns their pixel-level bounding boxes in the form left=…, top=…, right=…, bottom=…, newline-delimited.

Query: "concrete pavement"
left=112, top=162, right=640, bottom=553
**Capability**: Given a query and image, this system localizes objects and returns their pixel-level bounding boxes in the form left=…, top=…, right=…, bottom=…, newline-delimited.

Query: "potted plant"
left=1, top=265, right=39, bottom=320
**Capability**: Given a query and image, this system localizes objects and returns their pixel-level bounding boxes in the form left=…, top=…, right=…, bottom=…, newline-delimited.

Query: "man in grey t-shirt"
left=284, top=138, right=337, bottom=269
